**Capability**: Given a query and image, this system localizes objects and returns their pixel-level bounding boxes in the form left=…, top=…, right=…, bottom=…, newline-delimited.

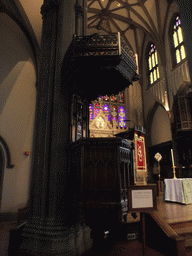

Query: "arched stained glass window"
left=95, top=103, right=100, bottom=117
left=89, top=103, right=93, bottom=121
left=119, top=106, right=126, bottom=128
left=148, top=43, right=160, bottom=85
left=103, top=104, right=110, bottom=121
left=173, top=16, right=186, bottom=64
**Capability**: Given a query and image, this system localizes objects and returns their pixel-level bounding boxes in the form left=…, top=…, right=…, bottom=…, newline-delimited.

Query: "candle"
left=171, top=149, right=175, bottom=167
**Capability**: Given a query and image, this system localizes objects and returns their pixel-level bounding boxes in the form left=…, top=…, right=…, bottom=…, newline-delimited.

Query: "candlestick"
left=171, top=149, right=177, bottom=179
left=172, top=166, right=177, bottom=179
left=171, top=149, right=175, bottom=167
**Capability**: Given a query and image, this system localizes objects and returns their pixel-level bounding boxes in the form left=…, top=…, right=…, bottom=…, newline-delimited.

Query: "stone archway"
left=0, top=148, right=5, bottom=208
left=145, top=102, right=172, bottom=181
left=0, top=136, right=14, bottom=210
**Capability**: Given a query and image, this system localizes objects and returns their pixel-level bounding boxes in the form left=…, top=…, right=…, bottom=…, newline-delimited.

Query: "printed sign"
left=132, top=189, right=153, bottom=209
left=128, top=185, right=157, bottom=212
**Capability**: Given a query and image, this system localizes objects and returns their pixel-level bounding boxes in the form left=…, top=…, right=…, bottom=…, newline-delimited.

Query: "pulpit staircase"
left=145, top=201, right=192, bottom=256
left=169, top=219, right=192, bottom=255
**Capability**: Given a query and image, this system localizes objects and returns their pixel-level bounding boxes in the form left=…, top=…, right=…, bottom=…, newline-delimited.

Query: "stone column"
left=177, top=0, right=192, bottom=82
left=19, top=0, right=78, bottom=255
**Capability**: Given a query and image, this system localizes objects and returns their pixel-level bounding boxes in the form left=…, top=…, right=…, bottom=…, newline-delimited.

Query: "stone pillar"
left=19, top=0, right=78, bottom=255
left=177, top=0, right=192, bottom=82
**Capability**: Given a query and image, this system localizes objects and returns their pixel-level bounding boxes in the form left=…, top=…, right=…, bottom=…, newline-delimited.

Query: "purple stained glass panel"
left=95, top=103, right=100, bottom=117
left=119, top=106, right=126, bottom=128
left=111, top=105, right=117, bottom=122
left=103, top=95, right=109, bottom=101
left=89, top=103, right=93, bottom=121
left=103, top=104, right=110, bottom=121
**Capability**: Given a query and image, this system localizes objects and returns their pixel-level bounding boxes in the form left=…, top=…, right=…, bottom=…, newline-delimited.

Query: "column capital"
left=41, top=0, right=60, bottom=19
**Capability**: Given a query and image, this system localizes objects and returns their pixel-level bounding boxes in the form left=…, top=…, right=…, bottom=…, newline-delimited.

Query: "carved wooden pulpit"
left=69, top=137, right=134, bottom=245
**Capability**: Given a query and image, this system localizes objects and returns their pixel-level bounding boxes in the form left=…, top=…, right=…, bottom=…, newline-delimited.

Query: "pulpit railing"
left=72, top=33, right=120, bottom=57
left=63, top=33, right=140, bottom=101
left=71, top=33, right=138, bottom=75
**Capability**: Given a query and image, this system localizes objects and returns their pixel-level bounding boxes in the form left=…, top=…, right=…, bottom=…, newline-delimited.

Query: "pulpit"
left=69, top=137, right=134, bottom=244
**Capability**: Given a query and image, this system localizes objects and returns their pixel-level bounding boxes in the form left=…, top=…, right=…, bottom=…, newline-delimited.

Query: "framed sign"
left=128, top=185, right=157, bottom=212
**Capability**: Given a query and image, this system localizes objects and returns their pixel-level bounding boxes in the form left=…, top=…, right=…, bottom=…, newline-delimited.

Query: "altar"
left=164, top=178, right=192, bottom=204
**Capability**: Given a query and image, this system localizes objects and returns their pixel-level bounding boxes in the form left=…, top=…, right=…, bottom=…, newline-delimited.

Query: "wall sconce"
left=24, top=151, right=30, bottom=156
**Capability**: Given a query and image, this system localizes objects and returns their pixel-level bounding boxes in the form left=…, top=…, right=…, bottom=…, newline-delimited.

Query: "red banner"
left=135, top=134, right=146, bottom=171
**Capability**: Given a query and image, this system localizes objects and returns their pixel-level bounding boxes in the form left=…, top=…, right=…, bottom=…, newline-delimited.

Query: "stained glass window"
left=103, top=104, right=110, bottom=121
left=173, top=16, right=186, bottom=64
left=95, top=103, right=100, bottom=117
left=89, top=103, right=93, bottom=121
left=111, top=95, right=117, bottom=102
left=89, top=94, right=127, bottom=129
left=111, top=105, right=118, bottom=122
left=119, top=92, right=124, bottom=103
left=119, top=106, right=126, bottom=128
left=103, top=95, right=109, bottom=101
left=148, top=43, right=160, bottom=85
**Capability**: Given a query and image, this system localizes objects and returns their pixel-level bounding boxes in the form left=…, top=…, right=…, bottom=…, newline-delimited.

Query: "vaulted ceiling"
left=87, top=0, right=174, bottom=59
left=1, top=0, right=176, bottom=60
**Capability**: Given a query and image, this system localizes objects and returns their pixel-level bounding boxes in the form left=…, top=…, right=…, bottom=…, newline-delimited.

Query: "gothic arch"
left=175, top=81, right=191, bottom=96
left=146, top=101, right=170, bottom=147
left=145, top=41, right=160, bottom=86
left=168, top=12, right=187, bottom=68
left=172, top=81, right=192, bottom=132
left=0, top=6, right=39, bottom=71
left=0, top=12, right=38, bottom=78
left=0, top=136, right=14, bottom=169
left=0, top=136, right=14, bottom=209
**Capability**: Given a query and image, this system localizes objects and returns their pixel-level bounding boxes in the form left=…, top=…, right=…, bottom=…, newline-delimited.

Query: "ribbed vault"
left=87, top=0, right=172, bottom=62
left=1, top=0, right=176, bottom=67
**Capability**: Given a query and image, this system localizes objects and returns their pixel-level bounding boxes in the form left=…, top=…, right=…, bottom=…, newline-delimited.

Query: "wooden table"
left=164, top=178, right=192, bottom=204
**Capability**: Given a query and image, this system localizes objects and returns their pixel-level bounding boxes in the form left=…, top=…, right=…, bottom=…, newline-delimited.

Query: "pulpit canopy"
left=62, top=33, right=140, bottom=101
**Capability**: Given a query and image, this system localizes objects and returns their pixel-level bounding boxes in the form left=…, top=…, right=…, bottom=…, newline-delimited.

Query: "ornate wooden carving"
left=63, top=33, right=139, bottom=101
left=70, top=137, right=134, bottom=232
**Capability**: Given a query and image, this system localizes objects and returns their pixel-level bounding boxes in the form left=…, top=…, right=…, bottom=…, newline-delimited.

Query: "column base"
left=74, top=224, right=93, bottom=255
left=18, top=219, right=92, bottom=256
